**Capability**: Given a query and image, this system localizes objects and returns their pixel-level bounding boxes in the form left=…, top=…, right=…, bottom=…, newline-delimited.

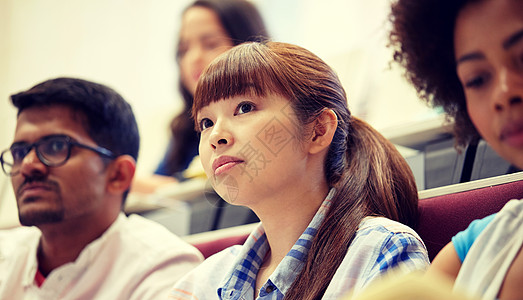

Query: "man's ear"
left=309, top=109, right=338, bottom=154
left=106, top=155, right=136, bottom=195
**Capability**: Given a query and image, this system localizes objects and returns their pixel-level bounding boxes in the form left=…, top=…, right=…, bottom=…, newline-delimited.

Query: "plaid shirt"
left=170, top=190, right=429, bottom=299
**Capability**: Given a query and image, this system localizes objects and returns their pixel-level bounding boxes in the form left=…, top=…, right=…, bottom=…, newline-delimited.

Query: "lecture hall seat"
left=189, top=172, right=523, bottom=260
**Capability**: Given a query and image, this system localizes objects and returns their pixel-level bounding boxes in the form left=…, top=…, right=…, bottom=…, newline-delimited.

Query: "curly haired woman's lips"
left=500, top=120, right=523, bottom=147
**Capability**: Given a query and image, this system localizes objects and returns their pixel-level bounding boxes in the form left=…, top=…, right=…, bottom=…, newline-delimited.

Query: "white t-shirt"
left=0, top=213, right=203, bottom=300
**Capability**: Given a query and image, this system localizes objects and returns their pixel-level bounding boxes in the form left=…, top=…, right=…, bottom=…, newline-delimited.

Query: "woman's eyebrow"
left=503, top=28, right=523, bottom=50
left=456, top=28, right=523, bottom=66
left=456, top=52, right=484, bottom=65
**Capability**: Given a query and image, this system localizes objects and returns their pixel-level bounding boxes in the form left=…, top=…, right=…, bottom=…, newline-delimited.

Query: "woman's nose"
left=185, top=44, right=205, bottom=65
left=492, top=68, right=523, bottom=112
left=209, top=122, right=234, bottom=150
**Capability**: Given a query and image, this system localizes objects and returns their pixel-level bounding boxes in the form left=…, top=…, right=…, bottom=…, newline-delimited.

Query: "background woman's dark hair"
left=388, top=0, right=481, bottom=148
left=193, top=41, right=419, bottom=299
left=164, top=0, right=269, bottom=176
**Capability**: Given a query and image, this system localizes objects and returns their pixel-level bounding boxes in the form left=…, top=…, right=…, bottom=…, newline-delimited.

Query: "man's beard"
left=18, top=202, right=64, bottom=226
left=16, top=177, right=64, bottom=226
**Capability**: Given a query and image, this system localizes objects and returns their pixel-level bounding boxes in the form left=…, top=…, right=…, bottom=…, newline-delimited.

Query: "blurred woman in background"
left=134, top=0, right=269, bottom=193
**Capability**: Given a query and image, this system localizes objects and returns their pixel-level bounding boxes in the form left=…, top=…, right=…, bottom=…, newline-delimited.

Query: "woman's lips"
left=212, top=156, right=244, bottom=176
left=192, top=70, right=202, bottom=82
left=500, top=121, right=523, bottom=147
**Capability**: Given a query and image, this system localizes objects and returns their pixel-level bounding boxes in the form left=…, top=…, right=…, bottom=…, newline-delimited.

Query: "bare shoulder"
left=427, top=242, right=461, bottom=281
left=498, top=246, right=523, bottom=300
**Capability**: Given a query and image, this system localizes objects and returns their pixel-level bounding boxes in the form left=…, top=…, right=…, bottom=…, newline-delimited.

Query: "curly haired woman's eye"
left=464, top=73, right=490, bottom=89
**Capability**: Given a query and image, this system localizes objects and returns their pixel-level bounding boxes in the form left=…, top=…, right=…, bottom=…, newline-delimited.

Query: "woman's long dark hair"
left=193, top=41, right=419, bottom=299
left=164, top=0, right=269, bottom=175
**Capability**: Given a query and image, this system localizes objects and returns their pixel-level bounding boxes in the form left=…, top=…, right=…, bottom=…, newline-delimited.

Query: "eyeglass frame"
left=0, top=134, right=117, bottom=176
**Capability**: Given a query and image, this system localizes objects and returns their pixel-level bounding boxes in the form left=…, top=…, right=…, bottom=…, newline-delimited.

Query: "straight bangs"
left=192, top=42, right=293, bottom=125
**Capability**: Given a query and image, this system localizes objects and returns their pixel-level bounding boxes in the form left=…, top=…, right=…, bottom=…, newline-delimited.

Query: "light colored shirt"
left=454, top=199, right=523, bottom=300
left=0, top=213, right=203, bottom=300
left=169, top=191, right=429, bottom=299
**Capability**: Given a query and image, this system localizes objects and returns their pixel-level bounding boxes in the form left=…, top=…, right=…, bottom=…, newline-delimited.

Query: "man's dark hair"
left=10, top=77, right=140, bottom=204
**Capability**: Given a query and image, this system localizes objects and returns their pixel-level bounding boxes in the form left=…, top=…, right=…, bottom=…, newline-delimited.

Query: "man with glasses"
left=0, top=77, right=202, bottom=299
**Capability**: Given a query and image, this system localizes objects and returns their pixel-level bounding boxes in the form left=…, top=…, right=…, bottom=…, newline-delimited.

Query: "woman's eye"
left=199, top=118, right=214, bottom=131
left=177, top=43, right=188, bottom=59
left=464, top=73, right=490, bottom=89
left=236, top=102, right=255, bottom=115
left=202, top=37, right=231, bottom=51
left=203, top=41, right=220, bottom=51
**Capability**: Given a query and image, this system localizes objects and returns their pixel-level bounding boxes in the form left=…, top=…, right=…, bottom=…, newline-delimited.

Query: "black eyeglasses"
left=0, top=134, right=116, bottom=176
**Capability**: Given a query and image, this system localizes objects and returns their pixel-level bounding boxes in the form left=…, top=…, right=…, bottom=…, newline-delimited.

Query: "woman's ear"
left=309, top=109, right=338, bottom=154
left=106, top=155, right=136, bottom=195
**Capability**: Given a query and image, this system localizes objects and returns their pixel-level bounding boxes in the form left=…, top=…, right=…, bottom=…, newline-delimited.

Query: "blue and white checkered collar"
left=217, top=188, right=335, bottom=299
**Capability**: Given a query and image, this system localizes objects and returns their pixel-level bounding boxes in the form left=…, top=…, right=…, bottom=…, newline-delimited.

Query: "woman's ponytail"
left=285, top=117, right=418, bottom=299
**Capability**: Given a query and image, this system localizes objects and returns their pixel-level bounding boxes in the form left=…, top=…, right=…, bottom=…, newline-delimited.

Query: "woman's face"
left=178, top=6, right=235, bottom=96
left=196, top=94, right=310, bottom=207
left=454, top=0, right=523, bottom=169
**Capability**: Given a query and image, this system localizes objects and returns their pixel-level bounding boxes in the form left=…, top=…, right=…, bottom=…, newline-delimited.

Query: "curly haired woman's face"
left=454, top=0, right=523, bottom=169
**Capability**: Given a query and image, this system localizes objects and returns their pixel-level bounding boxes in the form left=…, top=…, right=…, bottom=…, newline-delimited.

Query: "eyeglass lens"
left=1, top=136, right=72, bottom=175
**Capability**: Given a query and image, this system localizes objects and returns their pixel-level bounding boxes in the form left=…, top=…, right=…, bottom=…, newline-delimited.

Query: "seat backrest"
left=185, top=222, right=256, bottom=259
left=417, top=172, right=523, bottom=261
left=186, top=173, right=523, bottom=261
left=193, top=234, right=249, bottom=259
